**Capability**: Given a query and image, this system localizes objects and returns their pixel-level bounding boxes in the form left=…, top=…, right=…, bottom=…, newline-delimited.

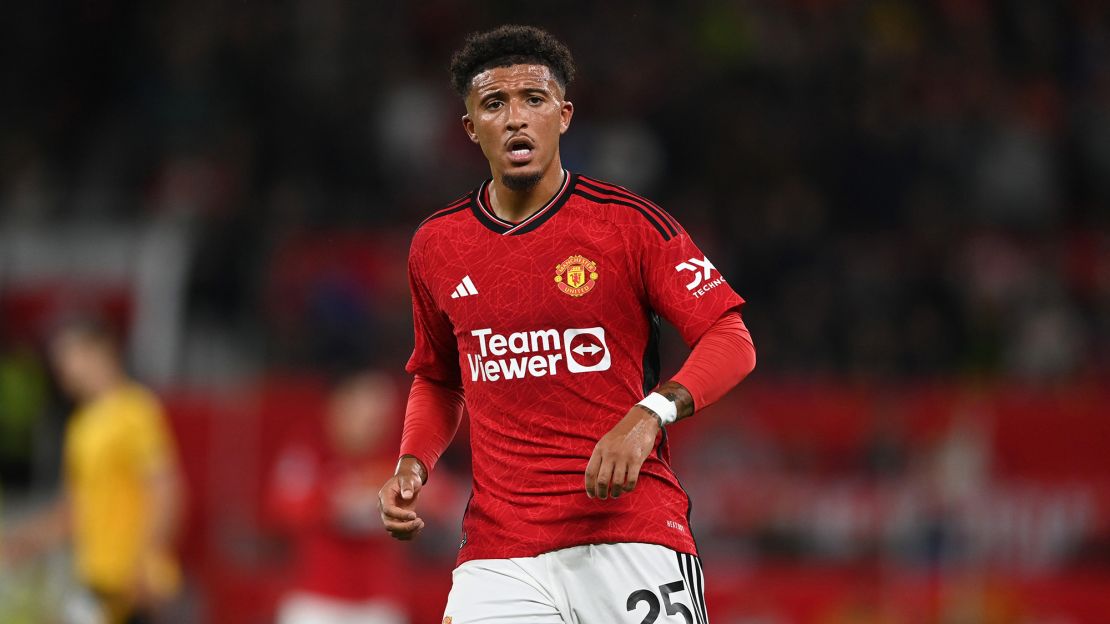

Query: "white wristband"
left=637, top=392, right=677, bottom=426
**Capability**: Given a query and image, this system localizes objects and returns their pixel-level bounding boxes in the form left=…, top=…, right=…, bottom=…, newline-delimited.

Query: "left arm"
left=143, top=461, right=182, bottom=553
left=584, top=311, right=756, bottom=499
left=127, top=399, right=184, bottom=606
left=131, top=455, right=184, bottom=607
left=0, top=496, right=70, bottom=565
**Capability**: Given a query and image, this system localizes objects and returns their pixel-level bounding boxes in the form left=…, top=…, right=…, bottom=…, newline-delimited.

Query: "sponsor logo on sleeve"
left=675, top=256, right=725, bottom=298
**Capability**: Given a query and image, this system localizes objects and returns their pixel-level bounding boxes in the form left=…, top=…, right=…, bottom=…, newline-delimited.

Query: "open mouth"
left=507, top=137, right=535, bottom=162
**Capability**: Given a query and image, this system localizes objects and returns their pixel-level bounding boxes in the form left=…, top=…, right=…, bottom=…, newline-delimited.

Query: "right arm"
left=1, top=496, right=69, bottom=566
left=378, top=234, right=464, bottom=540
left=378, top=375, right=464, bottom=540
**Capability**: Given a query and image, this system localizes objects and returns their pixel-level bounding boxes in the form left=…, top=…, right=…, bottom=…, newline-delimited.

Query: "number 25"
left=626, top=580, right=693, bottom=624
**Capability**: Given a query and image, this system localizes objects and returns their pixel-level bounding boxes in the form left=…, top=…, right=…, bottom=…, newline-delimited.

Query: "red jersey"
left=406, top=171, right=744, bottom=564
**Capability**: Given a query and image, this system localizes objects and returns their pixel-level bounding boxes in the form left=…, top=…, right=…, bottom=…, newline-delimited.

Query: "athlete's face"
left=462, top=64, right=573, bottom=188
left=49, top=331, right=115, bottom=402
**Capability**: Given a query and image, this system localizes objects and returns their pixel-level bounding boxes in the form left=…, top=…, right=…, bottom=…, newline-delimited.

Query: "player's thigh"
left=443, top=558, right=565, bottom=624
left=558, top=543, right=709, bottom=624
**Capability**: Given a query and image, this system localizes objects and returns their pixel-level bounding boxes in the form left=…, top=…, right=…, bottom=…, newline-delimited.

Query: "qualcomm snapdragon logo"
left=466, top=326, right=611, bottom=382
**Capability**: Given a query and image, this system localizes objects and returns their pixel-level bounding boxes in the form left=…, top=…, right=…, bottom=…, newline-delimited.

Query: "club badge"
left=555, top=254, right=598, bottom=297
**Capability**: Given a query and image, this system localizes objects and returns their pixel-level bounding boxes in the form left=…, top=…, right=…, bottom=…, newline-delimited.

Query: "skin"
left=461, top=64, right=574, bottom=222
left=377, top=64, right=697, bottom=539
left=582, top=381, right=694, bottom=500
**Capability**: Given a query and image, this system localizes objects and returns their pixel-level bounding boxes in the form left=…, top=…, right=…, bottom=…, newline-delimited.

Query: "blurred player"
left=2, top=319, right=183, bottom=624
left=377, top=25, right=756, bottom=623
left=268, top=372, right=410, bottom=624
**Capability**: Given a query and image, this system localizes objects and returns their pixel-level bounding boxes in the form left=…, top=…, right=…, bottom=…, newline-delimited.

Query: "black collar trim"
left=470, top=170, right=575, bottom=235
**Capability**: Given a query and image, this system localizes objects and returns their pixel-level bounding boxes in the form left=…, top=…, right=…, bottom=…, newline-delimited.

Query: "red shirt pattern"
left=406, top=172, right=744, bottom=564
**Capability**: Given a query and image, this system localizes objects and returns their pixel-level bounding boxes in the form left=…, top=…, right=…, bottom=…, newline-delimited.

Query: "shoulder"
left=414, top=189, right=475, bottom=235
left=410, top=188, right=478, bottom=259
left=112, top=384, right=165, bottom=424
left=570, top=174, right=681, bottom=242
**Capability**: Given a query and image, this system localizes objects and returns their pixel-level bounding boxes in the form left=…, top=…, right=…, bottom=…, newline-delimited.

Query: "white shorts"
left=443, top=543, right=709, bottom=624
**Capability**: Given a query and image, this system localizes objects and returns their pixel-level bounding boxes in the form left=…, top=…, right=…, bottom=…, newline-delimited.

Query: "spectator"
left=267, top=372, right=410, bottom=624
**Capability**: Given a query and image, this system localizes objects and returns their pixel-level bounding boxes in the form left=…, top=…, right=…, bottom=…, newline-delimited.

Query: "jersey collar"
left=470, top=170, right=576, bottom=235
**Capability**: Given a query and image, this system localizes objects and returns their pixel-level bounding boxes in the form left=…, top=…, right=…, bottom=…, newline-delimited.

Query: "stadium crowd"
left=3, top=0, right=1107, bottom=379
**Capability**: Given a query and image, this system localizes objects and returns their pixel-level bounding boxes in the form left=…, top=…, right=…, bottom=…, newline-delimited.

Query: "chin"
left=501, top=167, right=544, bottom=192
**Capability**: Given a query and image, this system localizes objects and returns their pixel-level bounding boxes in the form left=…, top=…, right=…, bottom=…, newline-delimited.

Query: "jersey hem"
left=454, top=536, right=699, bottom=567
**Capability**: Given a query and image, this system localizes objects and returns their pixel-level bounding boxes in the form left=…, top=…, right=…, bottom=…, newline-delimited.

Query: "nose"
left=505, top=99, right=528, bottom=131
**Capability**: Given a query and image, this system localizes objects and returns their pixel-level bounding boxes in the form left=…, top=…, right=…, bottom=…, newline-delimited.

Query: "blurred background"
left=1, top=0, right=1108, bottom=622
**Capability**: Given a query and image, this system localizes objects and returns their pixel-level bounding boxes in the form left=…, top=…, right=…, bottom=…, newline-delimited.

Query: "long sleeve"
left=670, top=311, right=756, bottom=411
left=398, top=374, right=465, bottom=476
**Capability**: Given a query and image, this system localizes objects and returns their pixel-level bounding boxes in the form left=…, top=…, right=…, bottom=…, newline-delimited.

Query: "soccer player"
left=2, top=319, right=183, bottom=624
left=377, top=25, right=756, bottom=623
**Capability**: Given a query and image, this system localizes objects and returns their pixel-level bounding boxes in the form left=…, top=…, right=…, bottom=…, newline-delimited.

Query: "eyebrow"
left=479, top=89, right=506, bottom=104
left=478, top=85, right=552, bottom=104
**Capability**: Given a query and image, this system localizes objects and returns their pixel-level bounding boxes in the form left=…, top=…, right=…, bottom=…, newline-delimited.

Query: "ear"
left=462, top=113, right=479, bottom=144
left=559, top=100, right=574, bottom=135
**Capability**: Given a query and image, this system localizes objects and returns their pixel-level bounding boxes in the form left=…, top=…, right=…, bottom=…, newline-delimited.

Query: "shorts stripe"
left=676, top=553, right=707, bottom=624
left=693, top=556, right=709, bottom=624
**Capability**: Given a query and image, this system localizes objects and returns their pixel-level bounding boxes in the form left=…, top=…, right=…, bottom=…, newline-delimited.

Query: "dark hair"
left=51, top=315, right=120, bottom=350
left=449, top=25, right=576, bottom=97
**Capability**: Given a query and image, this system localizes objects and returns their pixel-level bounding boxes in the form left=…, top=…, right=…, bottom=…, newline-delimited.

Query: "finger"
left=380, top=478, right=421, bottom=509
left=623, top=460, right=643, bottom=493
left=384, top=517, right=425, bottom=534
left=584, top=448, right=602, bottom=498
left=380, top=503, right=418, bottom=521
left=609, top=462, right=628, bottom=499
left=389, top=522, right=424, bottom=541
left=398, top=475, right=423, bottom=501
left=388, top=522, right=425, bottom=541
left=594, top=456, right=615, bottom=500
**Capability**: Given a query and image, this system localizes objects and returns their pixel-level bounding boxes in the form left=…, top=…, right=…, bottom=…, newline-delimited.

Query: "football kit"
left=404, top=171, right=744, bottom=621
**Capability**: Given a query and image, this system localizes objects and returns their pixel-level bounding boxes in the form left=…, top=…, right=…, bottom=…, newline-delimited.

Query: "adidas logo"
left=450, top=275, right=479, bottom=299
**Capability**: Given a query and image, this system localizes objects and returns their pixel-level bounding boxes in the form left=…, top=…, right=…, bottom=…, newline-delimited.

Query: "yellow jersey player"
left=3, top=319, right=184, bottom=624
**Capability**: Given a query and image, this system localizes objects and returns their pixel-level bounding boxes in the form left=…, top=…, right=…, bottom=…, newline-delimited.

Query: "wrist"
left=631, top=406, right=664, bottom=436
left=395, top=455, right=428, bottom=484
left=636, top=392, right=678, bottom=426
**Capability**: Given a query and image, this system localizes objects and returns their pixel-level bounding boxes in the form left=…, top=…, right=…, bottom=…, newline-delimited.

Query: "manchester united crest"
left=554, top=254, right=598, bottom=297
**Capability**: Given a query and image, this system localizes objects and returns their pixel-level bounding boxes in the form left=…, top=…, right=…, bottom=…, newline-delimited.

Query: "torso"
left=411, top=172, right=706, bottom=564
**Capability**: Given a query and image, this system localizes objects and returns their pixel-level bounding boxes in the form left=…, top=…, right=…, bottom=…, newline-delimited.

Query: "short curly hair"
left=449, top=25, right=576, bottom=97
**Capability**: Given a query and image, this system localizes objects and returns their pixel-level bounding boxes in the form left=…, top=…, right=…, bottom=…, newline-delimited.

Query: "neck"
left=81, top=369, right=126, bottom=403
left=488, top=162, right=565, bottom=223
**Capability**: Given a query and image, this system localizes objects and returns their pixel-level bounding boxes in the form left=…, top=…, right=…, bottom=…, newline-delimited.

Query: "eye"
left=528, top=96, right=544, bottom=105
left=485, top=100, right=503, bottom=111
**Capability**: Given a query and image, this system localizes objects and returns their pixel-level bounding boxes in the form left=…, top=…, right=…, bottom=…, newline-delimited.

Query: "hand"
left=584, top=406, right=661, bottom=500
left=377, top=456, right=427, bottom=540
left=129, top=567, right=158, bottom=610
left=128, top=552, right=179, bottom=610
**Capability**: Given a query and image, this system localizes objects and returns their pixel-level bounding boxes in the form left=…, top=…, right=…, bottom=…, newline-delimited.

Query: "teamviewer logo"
left=562, top=327, right=611, bottom=373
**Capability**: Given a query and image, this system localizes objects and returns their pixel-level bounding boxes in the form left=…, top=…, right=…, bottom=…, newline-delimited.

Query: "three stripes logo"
left=450, top=275, right=479, bottom=299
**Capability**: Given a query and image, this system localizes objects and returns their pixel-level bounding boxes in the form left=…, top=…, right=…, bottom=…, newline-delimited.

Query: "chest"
left=67, top=414, right=130, bottom=481
left=431, top=224, right=641, bottom=332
